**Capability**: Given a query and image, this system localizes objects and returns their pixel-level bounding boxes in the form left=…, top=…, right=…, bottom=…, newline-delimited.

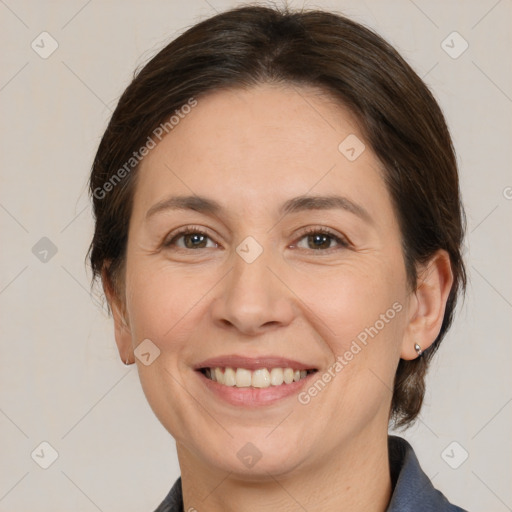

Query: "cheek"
left=291, top=260, right=407, bottom=345
left=124, top=260, right=200, bottom=346
left=122, top=264, right=206, bottom=436
left=298, top=269, right=406, bottom=411
left=291, top=259, right=407, bottom=406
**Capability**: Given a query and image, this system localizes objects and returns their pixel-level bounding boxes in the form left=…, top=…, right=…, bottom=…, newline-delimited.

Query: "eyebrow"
left=145, top=194, right=373, bottom=224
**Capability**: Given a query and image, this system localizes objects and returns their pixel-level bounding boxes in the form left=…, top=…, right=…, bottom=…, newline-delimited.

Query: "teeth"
left=214, top=367, right=224, bottom=385
left=203, top=367, right=313, bottom=388
left=252, top=368, right=270, bottom=388
left=283, top=368, right=294, bottom=384
left=236, top=368, right=252, bottom=387
left=270, top=368, right=284, bottom=386
left=224, top=367, right=236, bottom=386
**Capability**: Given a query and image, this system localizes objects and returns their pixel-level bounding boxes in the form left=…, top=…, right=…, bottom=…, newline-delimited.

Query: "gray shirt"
left=153, top=436, right=468, bottom=511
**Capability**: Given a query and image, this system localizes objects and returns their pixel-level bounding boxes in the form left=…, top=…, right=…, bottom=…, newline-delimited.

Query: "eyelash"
left=163, top=225, right=350, bottom=253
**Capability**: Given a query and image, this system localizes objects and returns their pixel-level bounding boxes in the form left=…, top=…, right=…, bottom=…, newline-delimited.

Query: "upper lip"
left=194, top=355, right=317, bottom=371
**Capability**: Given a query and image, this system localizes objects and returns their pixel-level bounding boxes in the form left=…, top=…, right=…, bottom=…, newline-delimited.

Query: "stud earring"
left=414, top=343, right=423, bottom=357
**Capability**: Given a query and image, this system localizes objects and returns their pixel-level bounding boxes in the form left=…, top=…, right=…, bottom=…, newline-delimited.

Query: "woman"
left=88, top=5, right=467, bottom=511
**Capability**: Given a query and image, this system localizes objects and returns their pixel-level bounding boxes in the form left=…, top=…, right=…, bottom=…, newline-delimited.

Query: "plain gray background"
left=0, top=0, right=511, bottom=510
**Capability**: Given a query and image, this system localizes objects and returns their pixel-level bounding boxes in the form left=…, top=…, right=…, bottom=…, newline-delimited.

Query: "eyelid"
left=162, top=224, right=351, bottom=251
left=163, top=225, right=219, bottom=248
left=291, top=226, right=351, bottom=251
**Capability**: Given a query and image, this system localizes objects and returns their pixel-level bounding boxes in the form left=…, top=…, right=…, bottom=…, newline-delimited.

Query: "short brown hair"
left=87, top=5, right=466, bottom=428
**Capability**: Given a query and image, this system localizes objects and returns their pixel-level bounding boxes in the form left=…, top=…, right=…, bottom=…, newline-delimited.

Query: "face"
left=112, top=84, right=417, bottom=477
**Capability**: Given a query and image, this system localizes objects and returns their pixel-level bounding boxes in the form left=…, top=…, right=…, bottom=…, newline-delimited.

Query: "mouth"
left=198, top=366, right=318, bottom=388
left=193, top=355, right=319, bottom=406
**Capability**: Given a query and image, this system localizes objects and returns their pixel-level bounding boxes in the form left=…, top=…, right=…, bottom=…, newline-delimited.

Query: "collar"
left=154, top=436, right=467, bottom=512
left=387, top=436, right=467, bottom=511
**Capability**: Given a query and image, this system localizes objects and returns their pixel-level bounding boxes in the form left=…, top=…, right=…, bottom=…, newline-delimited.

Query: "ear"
left=101, top=263, right=133, bottom=365
left=401, top=249, right=454, bottom=360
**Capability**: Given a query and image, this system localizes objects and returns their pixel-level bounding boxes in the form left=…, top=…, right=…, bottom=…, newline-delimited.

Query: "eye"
left=163, top=226, right=218, bottom=250
left=293, top=227, right=350, bottom=252
left=162, top=225, right=350, bottom=252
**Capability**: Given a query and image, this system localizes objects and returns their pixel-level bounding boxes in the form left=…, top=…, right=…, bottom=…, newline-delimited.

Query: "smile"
left=200, top=367, right=317, bottom=388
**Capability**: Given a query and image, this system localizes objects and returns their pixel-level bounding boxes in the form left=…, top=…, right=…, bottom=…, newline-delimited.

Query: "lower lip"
left=196, top=370, right=317, bottom=407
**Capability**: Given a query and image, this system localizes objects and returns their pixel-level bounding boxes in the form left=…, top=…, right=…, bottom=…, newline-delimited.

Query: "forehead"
left=132, top=84, right=391, bottom=224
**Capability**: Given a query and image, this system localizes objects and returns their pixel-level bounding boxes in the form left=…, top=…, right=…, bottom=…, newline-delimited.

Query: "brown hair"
left=87, top=5, right=466, bottom=428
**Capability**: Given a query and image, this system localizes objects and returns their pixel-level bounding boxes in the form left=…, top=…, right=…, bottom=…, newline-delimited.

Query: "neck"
left=177, top=429, right=392, bottom=512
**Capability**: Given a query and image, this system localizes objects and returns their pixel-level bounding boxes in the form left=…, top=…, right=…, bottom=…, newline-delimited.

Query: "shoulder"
left=153, top=476, right=183, bottom=512
left=387, top=436, right=468, bottom=512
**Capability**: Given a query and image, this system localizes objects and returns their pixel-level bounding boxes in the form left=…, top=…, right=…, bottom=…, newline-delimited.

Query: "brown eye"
left=294, top=228, right=349, bottom=252
left=164, top=228, right=218, bottom=249
left=306, top=233, right=333, bottom=250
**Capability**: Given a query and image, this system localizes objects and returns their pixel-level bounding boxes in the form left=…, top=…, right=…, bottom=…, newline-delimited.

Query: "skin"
left=104, top=84, right=453, bottom=511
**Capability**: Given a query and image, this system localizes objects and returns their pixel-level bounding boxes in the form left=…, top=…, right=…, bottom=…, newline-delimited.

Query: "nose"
left=210, top=243, right=295, bottom=336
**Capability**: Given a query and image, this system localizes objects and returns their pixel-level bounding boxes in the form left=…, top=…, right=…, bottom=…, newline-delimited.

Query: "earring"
left=124, top=356, right=130, bottom=365
left=414, top=343, right=423, bottom=357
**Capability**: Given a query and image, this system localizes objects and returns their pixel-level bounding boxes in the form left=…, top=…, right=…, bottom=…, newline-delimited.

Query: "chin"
left=186, top=431, right=310, bottom=478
